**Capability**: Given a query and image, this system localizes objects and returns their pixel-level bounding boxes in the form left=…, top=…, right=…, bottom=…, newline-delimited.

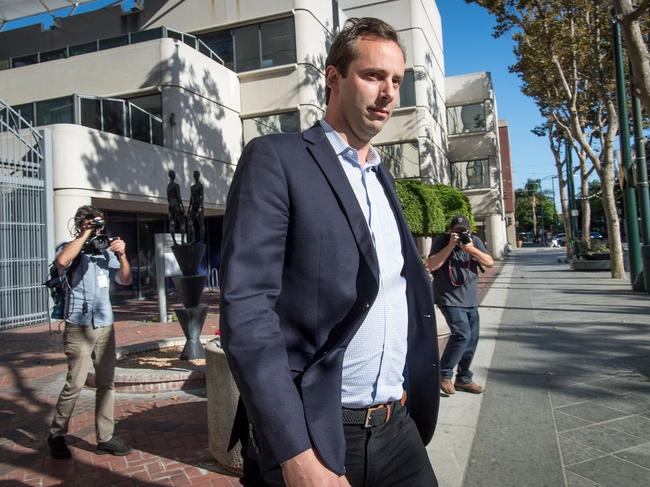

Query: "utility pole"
left=631, top=88, right=650, bottom=292
left=613, top=17, right=642, bottom=288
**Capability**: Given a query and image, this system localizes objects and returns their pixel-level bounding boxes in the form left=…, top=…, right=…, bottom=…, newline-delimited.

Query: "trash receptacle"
left=641, top=245, right=650, bottom=294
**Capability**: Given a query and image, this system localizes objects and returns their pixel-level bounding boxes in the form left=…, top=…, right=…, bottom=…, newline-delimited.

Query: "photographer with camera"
left=427, top=215, right=494, bottom=395
left=48, top=205, right=133, bottom=459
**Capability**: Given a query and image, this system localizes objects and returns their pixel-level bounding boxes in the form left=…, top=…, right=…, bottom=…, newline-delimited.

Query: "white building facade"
left=0, top=0, right=509, bottom=304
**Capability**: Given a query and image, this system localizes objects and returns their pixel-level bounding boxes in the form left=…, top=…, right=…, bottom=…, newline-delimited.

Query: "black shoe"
left=96, top=436, right=133, bottom=456
left=48, top=434, right=71, bottom=459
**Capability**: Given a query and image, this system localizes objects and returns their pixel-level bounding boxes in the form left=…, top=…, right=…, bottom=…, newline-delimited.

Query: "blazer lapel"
left=303, top=125, right=379, bottom=277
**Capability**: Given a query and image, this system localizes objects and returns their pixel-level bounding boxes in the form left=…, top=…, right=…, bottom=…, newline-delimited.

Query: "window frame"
left=450, top=158, right=491, bottom=190
left=446, top=102, right=487, bottom=135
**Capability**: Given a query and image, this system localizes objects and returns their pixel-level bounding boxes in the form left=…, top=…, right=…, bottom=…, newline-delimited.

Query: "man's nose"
left=380, top=80, right=397, bottom=101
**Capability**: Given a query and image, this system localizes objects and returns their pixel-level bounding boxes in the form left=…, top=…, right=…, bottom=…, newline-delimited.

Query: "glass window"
left=234, top=24, right=260, bottom=72
left=451, top=159, right=490, bottom=189
left=167, top=29, right=183, bottom=42
left=102, top=99, right=126, bottom=136
left=261, top=17, right=295, bottom=69
left=447, top=103, right=486, bottom=135
left=80, top=98, right=102, bottom=130
left=12, top=54, right=38, bottom=68
left=242, top=111, right=300, bottom=144
left=127, top=94, right=162, bottom=119
left=130, top=27, right=163, bottom=43
left=13, top=103, right=35, bottom=127
left=151, top=118, right=163, bottom=146
left=69, top=41, right=98, bottom=56
left=376, top=141, right=420, bottom=179
left=398, top=70, right=416, bottom=108
left=182, top=33, right=197, bottom=49
left=40, top=47, right=67, bottom=62
left=199, top=30, right=233, bottom=69
left=0, top=59, right=9, bottom=71
left=130, top=105, right=151, bottom=143
left=36, top=97, right=74, bottom=125
left=99, top=35, right=129, bottom=51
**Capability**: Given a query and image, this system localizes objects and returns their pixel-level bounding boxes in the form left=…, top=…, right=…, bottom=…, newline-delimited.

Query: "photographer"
left=48, top=205, right=133, bottom=459
left=427, top=215, right=494, bottom=395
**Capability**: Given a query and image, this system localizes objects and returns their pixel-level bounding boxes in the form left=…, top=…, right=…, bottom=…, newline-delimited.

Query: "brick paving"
left=0, top=266, right=502, bottom=486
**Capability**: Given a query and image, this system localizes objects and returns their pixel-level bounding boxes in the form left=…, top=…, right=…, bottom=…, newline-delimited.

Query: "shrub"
left=395, top=180, right=445, bottom=236
left=431, top=184, right=475, bottom=231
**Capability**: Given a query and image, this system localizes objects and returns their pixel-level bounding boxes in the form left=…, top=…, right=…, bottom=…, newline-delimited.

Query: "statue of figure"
left=167, top=170, right=185, bottom=245
left=188, top=170, right=205, bottom=244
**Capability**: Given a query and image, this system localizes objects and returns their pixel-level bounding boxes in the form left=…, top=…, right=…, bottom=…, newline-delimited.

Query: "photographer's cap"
left=450, top=215, right=470, bottom=232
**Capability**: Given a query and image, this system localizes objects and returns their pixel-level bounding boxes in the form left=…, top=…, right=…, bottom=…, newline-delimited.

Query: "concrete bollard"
left=205, top=338, right=243, bottom=475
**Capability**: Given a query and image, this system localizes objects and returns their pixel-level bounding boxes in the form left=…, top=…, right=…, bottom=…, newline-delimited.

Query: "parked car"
left=556, top=233, right=567, bottom=246
left=590, top=231, right=604, bottom=240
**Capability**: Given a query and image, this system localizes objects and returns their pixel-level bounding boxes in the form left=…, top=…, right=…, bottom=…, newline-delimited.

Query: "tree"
left=515, top=185, right=555, bottom=234
left=395, top=180, right=446, bottom=236
left=466, top=0, right=626, bottom=277
left=612, top=0, right=650, bottom=116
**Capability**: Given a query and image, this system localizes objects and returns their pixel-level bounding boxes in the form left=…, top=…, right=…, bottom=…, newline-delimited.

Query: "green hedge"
left=395, top=180, right=445, bottom=237
left=395, top=181, right=474, bottom=237
left=431, top=184, right=475, bottom=231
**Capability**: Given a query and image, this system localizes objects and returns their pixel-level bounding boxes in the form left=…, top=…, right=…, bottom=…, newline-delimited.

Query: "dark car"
left=556, top=233, right=567, bottom=246
left=590, top=231, right=604, bottom=240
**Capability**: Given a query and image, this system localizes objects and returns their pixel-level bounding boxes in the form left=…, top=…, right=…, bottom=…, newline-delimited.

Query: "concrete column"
left=486, top=213, right=507, bottom=260
left=205, top=339, right=243, bottom=475
left=53, top=192, right=92, bottom=244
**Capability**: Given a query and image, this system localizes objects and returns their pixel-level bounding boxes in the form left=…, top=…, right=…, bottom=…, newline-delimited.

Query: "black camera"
left=82, top=217, right=115, bottom=254
left=459, top=232, right=472, bottom=245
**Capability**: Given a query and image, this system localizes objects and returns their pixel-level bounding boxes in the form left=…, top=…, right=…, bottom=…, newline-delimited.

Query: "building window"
left=127, top=94, right=162, bottom=119
left=40, top=48, right=67, bottom=62
left=242, top=111, right=300, bottom=144
left=397, top=69, right=416, bottom=108
left=451, top=159, right=490, bottom=190
left=36, top=96, right=74, bottom=125
left=11, top=53, right=38, bottom=68
left=199, top=17, right=296, bottom=73
left=447, top=103, right=486, bottom=135
left=376, top=141, right=420, bottom=179
left=12, top=103, right=35, bottom=127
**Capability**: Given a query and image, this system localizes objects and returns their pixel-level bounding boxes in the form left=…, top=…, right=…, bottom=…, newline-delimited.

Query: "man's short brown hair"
left=325, top=17, right=405, bottom=104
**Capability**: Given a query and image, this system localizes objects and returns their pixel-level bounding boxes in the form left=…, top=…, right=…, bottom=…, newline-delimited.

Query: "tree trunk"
left=614, top=0, right=650, bottom=116
left=579, top=152, right=591, bottom=242
left=531, top=192, right=537, bottom=238
left=600, top=162, right=625, bottom=278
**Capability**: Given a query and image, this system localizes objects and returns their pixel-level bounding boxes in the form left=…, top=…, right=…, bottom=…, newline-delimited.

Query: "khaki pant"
left=50, top=323, right=116, bottom=443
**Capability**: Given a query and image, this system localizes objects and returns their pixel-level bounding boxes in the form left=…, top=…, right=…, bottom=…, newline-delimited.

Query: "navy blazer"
left=220, top=123, right=440, bottom=475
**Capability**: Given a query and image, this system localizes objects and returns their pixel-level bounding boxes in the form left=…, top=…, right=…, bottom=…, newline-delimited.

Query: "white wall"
left=49, top=124, right=235, bottom=244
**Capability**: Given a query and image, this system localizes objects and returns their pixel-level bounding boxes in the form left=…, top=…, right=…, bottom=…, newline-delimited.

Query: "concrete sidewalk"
left=429, top=248, right=650, bottom=487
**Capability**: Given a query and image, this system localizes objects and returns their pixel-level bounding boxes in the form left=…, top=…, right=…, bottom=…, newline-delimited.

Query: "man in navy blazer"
left=220, top=17, right=439, bottom=487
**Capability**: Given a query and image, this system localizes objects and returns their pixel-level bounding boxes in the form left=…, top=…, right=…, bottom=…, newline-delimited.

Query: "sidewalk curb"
left=427, top=260, right=514, bottom=487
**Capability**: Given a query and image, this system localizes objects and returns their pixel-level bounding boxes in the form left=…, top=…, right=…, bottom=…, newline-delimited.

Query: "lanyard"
left=447, top=249, right=471, bottom=287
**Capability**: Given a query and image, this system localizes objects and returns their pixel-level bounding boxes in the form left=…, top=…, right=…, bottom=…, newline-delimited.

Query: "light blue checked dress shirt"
left=320, top=120, right=408, bottom=408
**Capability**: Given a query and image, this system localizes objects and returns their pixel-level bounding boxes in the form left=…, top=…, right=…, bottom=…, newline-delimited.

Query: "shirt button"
left=364, top=303, right=370, bottom=309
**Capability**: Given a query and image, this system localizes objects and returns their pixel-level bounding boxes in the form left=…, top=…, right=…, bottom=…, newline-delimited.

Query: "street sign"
left=571, top=209, right=579, bottom=216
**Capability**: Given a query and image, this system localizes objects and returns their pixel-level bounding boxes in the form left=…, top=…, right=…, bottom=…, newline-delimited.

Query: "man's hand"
left=447, top=232, right=460, bottom=249
left=109, top=237, right=126, bottom=257
left=281, top=449, right=351, bottom=487
left=461, top=238, right=475, bottom=252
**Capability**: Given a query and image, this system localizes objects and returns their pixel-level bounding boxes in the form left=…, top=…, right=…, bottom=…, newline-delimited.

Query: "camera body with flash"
left=459, top=231, right=472, bottom=245
left=81, top=216, right=115, bottom=254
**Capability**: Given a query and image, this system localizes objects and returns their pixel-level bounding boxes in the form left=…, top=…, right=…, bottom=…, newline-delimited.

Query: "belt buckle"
left=364, top=404, right=389, bottom=428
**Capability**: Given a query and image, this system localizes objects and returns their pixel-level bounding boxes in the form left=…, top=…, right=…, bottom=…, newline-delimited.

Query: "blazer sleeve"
left=219, top=136, right=312, bottom=469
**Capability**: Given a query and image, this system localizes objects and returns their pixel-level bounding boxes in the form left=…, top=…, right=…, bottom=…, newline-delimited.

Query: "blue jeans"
left=439, top=306, right=480, bottom=384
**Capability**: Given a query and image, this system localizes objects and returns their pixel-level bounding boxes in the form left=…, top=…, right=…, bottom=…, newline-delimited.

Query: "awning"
left=0, top=1, right=98, bottom=22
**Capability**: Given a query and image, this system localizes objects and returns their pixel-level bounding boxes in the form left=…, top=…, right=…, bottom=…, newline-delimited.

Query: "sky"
left=3, top=0, right=556, bottom=193
left=437, top=0, right=558, bottom=193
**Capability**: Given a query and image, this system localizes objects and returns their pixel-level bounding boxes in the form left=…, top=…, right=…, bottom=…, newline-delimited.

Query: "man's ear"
left=325, top=65, right=340, bottom=92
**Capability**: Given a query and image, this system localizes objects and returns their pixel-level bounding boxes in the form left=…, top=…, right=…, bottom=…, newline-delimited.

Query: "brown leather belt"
left=342, top=392, right=407, bottom=428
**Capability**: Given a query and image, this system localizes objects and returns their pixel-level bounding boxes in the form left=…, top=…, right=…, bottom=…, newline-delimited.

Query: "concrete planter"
left=205, top=338, right=243, bottom=475
left=571, top=258, right=611, bottom=271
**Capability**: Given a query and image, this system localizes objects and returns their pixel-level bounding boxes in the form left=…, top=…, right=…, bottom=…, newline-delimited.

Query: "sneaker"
left=96, top=436, right=133, bottom=456
left=48, top=434, right=71, bottom=459
left=440, top=378, right=455, bottom=395
left=454, top=381, right=485, bottom=394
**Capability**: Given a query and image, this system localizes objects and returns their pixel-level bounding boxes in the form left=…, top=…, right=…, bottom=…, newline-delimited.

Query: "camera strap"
left=447, top=249, right=472, bottom=287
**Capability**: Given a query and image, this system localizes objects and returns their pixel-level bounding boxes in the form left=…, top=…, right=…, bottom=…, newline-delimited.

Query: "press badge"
left=97, top=273, right=108, bottom=288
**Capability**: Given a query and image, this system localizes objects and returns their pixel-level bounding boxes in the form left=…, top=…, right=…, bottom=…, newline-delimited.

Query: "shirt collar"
left=320, top=119, right=381, bottom=169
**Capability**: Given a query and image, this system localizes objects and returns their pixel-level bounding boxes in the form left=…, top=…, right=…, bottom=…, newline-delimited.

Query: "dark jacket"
left=219, top=124, right=440, bottom=475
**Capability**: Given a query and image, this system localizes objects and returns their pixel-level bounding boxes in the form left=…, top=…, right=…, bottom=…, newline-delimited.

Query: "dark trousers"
left=240, top=404, right=437, bottom=487
left=439, top=305, right=480, bottom=383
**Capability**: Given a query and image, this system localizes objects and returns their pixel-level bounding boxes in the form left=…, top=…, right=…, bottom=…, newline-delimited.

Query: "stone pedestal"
left=205, top=339, right=243, bottom=475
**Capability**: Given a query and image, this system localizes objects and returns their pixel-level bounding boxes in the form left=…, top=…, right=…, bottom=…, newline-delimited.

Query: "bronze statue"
left=167, top=169, right=186, bottom=245
left=188, top=170, right=205, bottom=243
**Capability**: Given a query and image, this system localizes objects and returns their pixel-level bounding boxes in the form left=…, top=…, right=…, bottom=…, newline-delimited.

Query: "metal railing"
left=0, top=100, right=51, bottom=329
left=1, top=26, right=224, bottom=71
left=4, top=95, right=163, bottom=146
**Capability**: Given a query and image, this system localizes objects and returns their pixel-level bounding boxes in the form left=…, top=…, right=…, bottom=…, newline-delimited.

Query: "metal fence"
left=0, top=100, right=52, bottom=330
